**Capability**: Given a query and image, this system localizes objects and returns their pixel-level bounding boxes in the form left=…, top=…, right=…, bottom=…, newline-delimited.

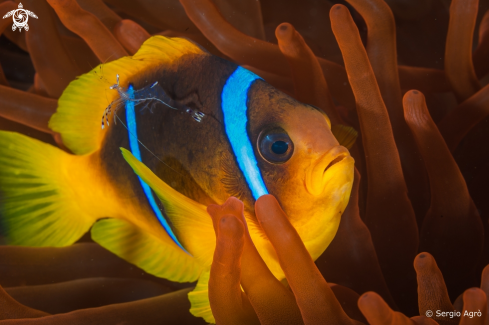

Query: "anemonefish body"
left=0, top=36, right=354, bottom=322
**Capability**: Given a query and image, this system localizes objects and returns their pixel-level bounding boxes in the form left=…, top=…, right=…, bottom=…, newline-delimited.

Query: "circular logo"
left=426, top=310, right=433, bottom=317
left=13, top=10, right=28, bottom=28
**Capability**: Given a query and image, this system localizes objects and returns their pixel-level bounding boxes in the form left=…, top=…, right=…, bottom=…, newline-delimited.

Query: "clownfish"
left=0, top=36, right=355, bottom=322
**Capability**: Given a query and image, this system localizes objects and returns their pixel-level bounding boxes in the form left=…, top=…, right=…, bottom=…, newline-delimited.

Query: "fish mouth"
left=306, top=145, right=351, bottom=196
left=324, top=154, right=348, bottom=174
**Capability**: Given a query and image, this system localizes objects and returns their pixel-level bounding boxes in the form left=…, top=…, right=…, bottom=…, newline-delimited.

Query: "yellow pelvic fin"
left=332, top=124, right=358, bottom=149
left=0, top=131, right=96, bottom=246
left=91, top=218, right=202, bottom=283
left=121, top=148, right=219, bottom=322
left=188, top=268, right=215, bottom=324
left=49, top=36, right=205, bottom=155
left=120, top=148, right=216, bottom=266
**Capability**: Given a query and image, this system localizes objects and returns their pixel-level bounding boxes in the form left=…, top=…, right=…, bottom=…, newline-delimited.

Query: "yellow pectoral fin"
left=120, top=148, right=216, bottom=266
left=331, top=124, right=358, bottom=149
left=188, top=268, right=215, bottom=324
left=91, top=218, right=202, bottom=283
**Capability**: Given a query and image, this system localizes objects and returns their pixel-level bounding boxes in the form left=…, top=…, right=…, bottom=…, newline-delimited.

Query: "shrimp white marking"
left=101, top=74, right=205, bottom=129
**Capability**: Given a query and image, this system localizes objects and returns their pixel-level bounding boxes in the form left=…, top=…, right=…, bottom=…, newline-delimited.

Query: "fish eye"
left=257, top=128, right=294, bottom=164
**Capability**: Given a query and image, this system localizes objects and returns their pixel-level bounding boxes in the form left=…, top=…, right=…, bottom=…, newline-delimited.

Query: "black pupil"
left=271, top=141, right=288, bottom=155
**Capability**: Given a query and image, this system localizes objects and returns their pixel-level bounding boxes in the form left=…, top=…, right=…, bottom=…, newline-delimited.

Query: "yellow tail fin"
left=0, top=131, right=96, bottom=246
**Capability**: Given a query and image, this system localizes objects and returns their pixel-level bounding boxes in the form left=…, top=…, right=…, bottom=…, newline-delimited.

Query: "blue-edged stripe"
left=125, top=84, right=188, bottom=253
left=221, top=67, right=269, bottom=200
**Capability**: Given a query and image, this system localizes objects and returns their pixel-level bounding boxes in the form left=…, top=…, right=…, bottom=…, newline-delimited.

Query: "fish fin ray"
left=188, top=268, right=215, bottom=324
left=0, top=131, right=95, bottom=246
left=120, top=148, right=215, bottom=266
left=91, top=218, right=202, bottom=282
left=332, top=124, right=358, bottom=149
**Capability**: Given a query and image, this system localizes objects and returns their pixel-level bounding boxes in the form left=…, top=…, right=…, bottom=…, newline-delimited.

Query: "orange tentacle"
left=75, top=0, right=122, bottom=31
left=255, top=195, right=358, bottom=325
left=0, top=85, right=56, bottom=134
left=438, top=82, right=489, bottom=152
left=113, top=20, right=150, bottom=55
left=413, top=253, right=457, bottom=325
left=346, top=0, right=403, bottom=132
left=346, top=0, right=430, bottom=227
left=329, top=284, right=367, bottom=323
left=208, top=0, right=266, bottom=40
left=105, top=0, right=198, bottom=33
left=358, top=292, right=422, bottom=325
left=28, top=73, right=49, bottom=97
left=473, top=9, right=489, bottom=79
left=459, top=288, right=487, bottom=325
left=0, top=287, right=203, bottom=324
left=404, top=90, right=484, bottom=295
left=46, top=0, right=127, bottom=63
left=275, top=22, right=340, bottom=124
left=23, top=0, right=82, bottom=98
left=207, top=198, right=302, bottom=324
left=316, top=168, right=397, bottom=310
left=445, top=0, right=480, bottom=102
left=208, top=213, right=260, bottom=325
left=330, top=4, right=418, bottom=313
left=179, top=0, right=288, bottom=76
left=0, top=285, right=49, bottom=320
left=481, top=265, right=489, bottom=302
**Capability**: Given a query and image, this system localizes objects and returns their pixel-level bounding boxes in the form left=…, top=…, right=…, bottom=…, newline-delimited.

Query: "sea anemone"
left=0, top=0, right=488, bottom=324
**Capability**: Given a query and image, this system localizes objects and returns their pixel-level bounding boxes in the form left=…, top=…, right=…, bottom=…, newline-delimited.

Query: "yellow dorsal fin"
left=120, top=148, right=215, bottom=266
left=331, top=124, right=358, bottom=149
left=49, top=36, right=205, bottom=155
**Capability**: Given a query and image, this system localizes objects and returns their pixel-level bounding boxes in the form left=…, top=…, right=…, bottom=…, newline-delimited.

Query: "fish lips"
left=305, top=145, right=354, bottom=197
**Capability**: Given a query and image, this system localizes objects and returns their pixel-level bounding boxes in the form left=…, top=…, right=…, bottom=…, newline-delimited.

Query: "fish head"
left=246, top=80, right=355, bottom=264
